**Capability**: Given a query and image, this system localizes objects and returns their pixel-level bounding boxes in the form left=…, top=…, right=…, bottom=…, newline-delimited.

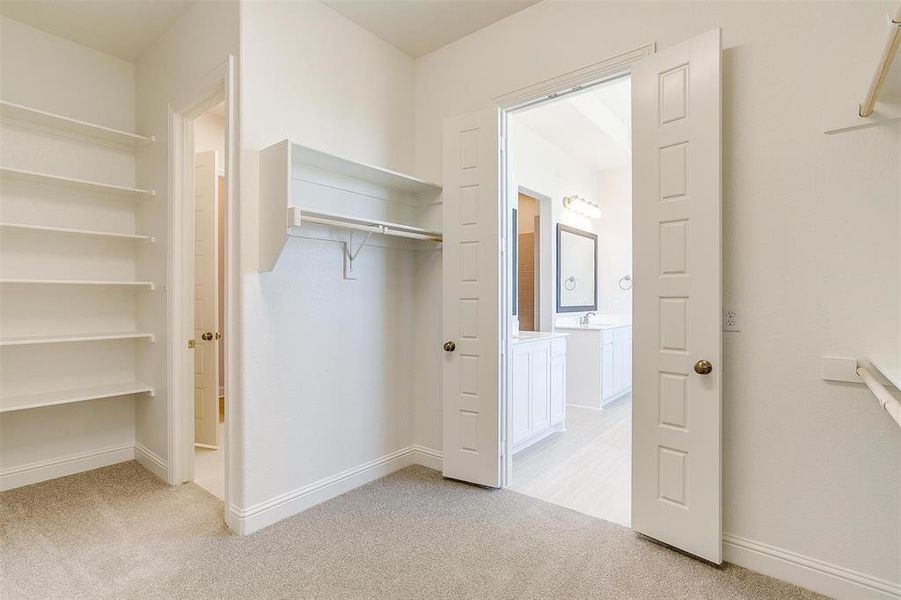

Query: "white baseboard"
left=723, top=533, right=901, bottom=600
left=411, top=444, right=442, bottom=470
left=229, top=445, right=444, bottom=535
left=134, top=442, right=168, bottom=482
left=512, top=423, right=564, bottom=454
left=0, top=443, right=135, bottom=491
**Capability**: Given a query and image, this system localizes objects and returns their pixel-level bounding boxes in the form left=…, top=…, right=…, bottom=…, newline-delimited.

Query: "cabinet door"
left=613, top=328, right=627, bottom=394
left=601, top=343, right=614, bottom=401
left=623, top=327, right=633, bottom=390
left=530, top=342, right=551, bottom=433
left=550, top=355, right=566, bottom=425
left=511, top=345, right=532, bottom=445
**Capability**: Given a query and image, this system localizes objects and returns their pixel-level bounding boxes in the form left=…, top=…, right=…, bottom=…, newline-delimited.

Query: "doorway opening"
left=506, top=75, right=634, bottom=527
left=191, top=102, right=226, bottom=500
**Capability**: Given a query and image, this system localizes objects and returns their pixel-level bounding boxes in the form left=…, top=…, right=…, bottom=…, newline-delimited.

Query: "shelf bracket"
left=343, top=229, right=377, bottom=279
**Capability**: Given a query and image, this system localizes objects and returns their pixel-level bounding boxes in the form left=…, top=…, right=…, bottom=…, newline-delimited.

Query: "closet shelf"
left=0, top=100, right=154, bottom=146
left=288, top=207, right=443, bottom=242
left=0, top=278, right=155, bottom=290
left=290, top=143, right=442, bottom=194
left=869, top=354, right=901, bottom=390
left=0, top=331, right=155, bottom=347
left=0, top=222, right=155, bottom=242
left=0, top=381, right=154, bottom=413
left=0, top=167, right=155, bottom=199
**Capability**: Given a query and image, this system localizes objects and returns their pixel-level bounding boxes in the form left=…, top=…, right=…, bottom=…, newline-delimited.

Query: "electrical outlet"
left=723, top=305, right=742, bottom=332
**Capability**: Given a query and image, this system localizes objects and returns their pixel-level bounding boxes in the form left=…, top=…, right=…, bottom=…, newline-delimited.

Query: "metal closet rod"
left=859, top=3, right=901, bottom=118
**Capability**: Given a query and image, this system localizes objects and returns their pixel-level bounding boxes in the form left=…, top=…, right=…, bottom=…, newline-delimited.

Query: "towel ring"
left=618, top=275, right=632, bottom=291
left=564, top=276, right=576, bottom=291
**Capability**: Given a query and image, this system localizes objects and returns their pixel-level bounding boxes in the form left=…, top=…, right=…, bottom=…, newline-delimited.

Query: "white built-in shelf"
left=0, top=166, right=155, bottom=199
left=0, top=100, right=154, bottom=146
left=0, top=331, right=155, bottom=347
left=869, top=354, right=901, bottom=390
left=289, top=207, right=443, bottom=242
left=0, top=222, right=155, bottom=243
left=290, top=143, right=442, bottom=194
left=259, top=139, right=443, bottom=271
left=0, top=381, right=154, bottom=413
left=0, top=278, right=154, bottom=290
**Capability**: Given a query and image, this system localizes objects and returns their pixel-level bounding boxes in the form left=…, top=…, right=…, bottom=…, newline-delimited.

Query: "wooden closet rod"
left=860, top=3, right=901, bottom=118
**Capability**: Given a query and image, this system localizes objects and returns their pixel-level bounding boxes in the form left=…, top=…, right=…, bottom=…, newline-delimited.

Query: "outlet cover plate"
left=723, top=305, right=742, bottom=332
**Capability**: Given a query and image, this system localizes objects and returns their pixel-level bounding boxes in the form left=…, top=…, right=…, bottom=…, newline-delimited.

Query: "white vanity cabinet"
left=511, top=334, right=567, bottom=453
left=562, top=324, right=632, bottom=409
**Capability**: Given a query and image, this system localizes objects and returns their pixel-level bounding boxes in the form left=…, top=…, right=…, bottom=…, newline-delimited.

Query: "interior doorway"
left=506, top=75, right=634, bottom=527
left=191, top=102, right=226, bottom=500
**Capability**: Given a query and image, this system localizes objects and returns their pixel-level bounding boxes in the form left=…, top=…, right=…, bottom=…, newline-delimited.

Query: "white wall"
left=134, top=1, right=239, bottom=474
left=510, top=119, right=602, bottom=327
left=238, top=1, right=420, bottom=516
left=0, top=17, right=138, bottom=484
left=195, top=111, right=226, bottom=171
left=414, top=0, right=901, bottom=590
left=596, top=167, right=631, bottom=315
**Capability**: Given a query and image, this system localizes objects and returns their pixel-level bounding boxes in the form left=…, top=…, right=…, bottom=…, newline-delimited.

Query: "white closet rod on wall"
left=856, top=366, right=901, bottom=429
left=860, top=3, right=901, bottom=117
left=288, top=207, right=442, bottom=242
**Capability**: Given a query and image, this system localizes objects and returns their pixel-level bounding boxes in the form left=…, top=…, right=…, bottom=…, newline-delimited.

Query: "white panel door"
left=442, top=108, right=502, bottom=487
left=632, top=28, right=723, bottom=563
left=193, top=151, right=219, bottom=448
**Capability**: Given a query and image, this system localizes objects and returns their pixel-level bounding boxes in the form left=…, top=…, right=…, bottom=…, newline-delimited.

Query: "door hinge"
left=187, top=339, right=196, bottom=349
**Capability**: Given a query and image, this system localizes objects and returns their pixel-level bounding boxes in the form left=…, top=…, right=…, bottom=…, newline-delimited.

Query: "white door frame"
left=493, top=43, right=655, bottom=486
left=168, top=56, right=239, bottom=528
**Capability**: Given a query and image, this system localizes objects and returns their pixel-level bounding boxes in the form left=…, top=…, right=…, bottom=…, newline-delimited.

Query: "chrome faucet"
left=579, top=312, right=596, bottom=326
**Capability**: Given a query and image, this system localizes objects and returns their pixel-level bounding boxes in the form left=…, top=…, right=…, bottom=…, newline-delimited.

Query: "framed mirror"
left=556, top=223, right=597, bottom=313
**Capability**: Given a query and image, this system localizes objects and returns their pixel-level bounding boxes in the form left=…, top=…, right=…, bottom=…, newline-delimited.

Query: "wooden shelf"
left=0, top=166, right=154, bottom=199
left=0, top=331, right=155, bottom=347
left=0, top=100, right=153, bottom=146
left=0, top=278, right=154, bottom=290
left=0, top=381, right=154, bottom=413
left=0, top=222, right=155, bottom=242
left=290, top=143, right=442, bottom=194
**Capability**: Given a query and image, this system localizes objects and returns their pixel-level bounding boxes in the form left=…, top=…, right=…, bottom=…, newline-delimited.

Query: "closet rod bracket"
left=343, top=228, right=377, bottom=279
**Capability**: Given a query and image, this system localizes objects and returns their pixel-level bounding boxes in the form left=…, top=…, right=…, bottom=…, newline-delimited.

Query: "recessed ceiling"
left=513, top=77, right=632, bottom=171
left=0, top=0, right=194, bottom=62
left=322, top=0, right=541, bottom=58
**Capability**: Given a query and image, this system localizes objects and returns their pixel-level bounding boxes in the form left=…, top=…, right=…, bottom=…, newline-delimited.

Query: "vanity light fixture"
left=563, top=195, right=602, bottom=219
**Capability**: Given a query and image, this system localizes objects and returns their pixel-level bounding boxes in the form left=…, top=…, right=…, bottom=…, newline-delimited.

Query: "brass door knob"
left=694, top=359, right=713, bottom=375
left=201, top=332, right=214, bottom=341
left=443, top=341, right=456, bottom=352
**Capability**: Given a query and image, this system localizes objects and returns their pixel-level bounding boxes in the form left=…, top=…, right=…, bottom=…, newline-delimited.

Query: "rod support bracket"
left=343, top=229, right=375, bottom=280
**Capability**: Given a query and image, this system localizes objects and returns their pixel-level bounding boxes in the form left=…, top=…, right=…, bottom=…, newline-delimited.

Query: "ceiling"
left=0, top=0, right=194, bottom=62
left=322, top=0, right=541, bottom=58
left=513, top=77, right=632, bottom=171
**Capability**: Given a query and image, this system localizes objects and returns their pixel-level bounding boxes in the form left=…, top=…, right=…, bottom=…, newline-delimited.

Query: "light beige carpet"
left=0, top=461, right=824, bottom=600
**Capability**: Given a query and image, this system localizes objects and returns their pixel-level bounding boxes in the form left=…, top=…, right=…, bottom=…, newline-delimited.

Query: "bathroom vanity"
left=556, top=317, right=632, bottom=409
left=511, top=332, right=568, bottom=453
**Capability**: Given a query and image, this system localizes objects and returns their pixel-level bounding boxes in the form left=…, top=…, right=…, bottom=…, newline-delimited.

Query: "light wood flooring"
left=510, top=395, right=631, bottom=527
